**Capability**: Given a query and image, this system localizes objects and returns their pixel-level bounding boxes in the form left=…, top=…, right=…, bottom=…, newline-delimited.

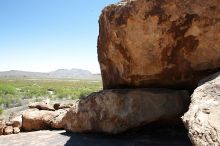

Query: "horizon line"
left=0, top=68, right=101, bottom=74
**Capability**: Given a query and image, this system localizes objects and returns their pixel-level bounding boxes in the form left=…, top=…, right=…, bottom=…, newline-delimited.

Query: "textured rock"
left=182, top=72, right=220, bottom=146
left=29, top=102, right=55, bottom=111
left=10, top=115, right=22, bottom=128
left=22, top=109, right=67, bottom=131
left=50, top=109, right=68, bottom=129
left=0, top=120, right=5, bottom=135
left=98, top=0, right=220, bottom=90
left=6, top=121, right=13, bottom=126
left=13, top=127, right=20, bottom=134
left=4, top=126, right=13, bottom=135
left=22, top=109, right=55, bottom=131
left=63, top=89, right=189, bottom=134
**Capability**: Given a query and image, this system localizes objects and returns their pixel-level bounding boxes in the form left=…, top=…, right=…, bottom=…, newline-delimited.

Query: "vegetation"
left=0, top=78, right=102, bottom=114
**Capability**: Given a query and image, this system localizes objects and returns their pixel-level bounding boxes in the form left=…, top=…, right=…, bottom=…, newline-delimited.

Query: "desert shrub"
left=0, top=84, right=16, bottom=95
left=0, top=79, right=102, bottom=109
left=0, top=108, right=3, bottom=115
left=21, top=85, right=48, bottom=98
left=0, top=84, right=20, bottom=108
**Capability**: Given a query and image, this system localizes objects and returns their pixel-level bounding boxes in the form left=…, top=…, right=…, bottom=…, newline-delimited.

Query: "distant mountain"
left=48, top=69, right=92, bottom=78
left=0, top=70, right=48, bottom=78
left=0, top=69, right=101, bottom=79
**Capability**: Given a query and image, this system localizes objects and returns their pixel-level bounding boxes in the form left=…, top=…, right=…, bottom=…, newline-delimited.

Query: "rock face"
left=182, top=72, right=220, bottom=146
left=22, top=109, right=67, bottom=131
left=98, top=0, right=220, bottom=90
left=63, top=89, right=189, bottom=134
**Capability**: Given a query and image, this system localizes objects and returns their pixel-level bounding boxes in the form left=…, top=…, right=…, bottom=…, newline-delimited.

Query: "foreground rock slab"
left=63, top=89, right=189, bottom=134
left=182, top=72, right=220, bottom=146
left=98, top=0, right=220, bottom=90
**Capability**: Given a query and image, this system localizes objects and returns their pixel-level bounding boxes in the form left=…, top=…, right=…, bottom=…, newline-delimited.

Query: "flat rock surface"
left=0, top=126, right=192, bottom=146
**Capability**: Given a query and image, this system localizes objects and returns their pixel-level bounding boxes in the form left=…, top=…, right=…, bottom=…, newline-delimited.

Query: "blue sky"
left=0, top=0, right=119, bottom=73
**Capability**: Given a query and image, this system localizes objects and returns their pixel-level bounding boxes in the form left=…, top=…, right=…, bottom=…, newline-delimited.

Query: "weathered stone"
left=6, top=121, right=13, bottom=126
left=63, top=89, right=189, bottom=134
left=182, top=72, right=220, bottom=146
left=13, top=127, right=20, bottom=134
left=29, top=102, right=55, bottom=111
left=98, top=0, right=220, bottom=90
left=10, top=115, right=22, bottom=128
left=4, top=126, right=13, bottom=135
left=0, top=120, right=5, bottom=135
left=22, top=109, right=67, bottom=131
left=22, top=109, right=57, bottom=131
left=50, top=109, right=68, bottom=129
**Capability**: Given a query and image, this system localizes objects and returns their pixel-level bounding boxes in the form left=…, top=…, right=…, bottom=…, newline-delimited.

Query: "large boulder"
left=182, top=72, right=220, bottom=146
left=98, top=0, right=220, bottom=90
left=63, top=89, right=189, bottom=134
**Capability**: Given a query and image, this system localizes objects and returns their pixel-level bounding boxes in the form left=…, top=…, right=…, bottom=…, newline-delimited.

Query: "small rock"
left=29, top=102, right=55, bottom=111
left=6, top=121, right=13, bottom=126
left=4, top=126, right=13, bottom=135
left=11, top=115, right=22, bottom=128
left=13, top=127, right=20, bottom=134
left=0, top=120, right=6, bottom=135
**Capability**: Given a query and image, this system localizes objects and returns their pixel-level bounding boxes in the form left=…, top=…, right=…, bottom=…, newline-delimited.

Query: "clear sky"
left=0, top=0, right=119, bottom=73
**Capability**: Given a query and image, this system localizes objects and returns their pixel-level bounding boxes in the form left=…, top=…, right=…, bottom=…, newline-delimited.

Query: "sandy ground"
left=0, top=126, right=192, bottom=146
